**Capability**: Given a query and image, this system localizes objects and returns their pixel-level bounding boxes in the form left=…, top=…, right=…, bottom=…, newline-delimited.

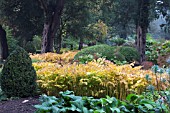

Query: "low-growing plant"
left=143, top=65, right=170, bottom=112
left=145, top=34, right=170, bottom=64
left=35, top=90, right=168, bottom=113
left=30, top=51, right=77, bottom=65
left=76, top=53, right=102, bottom=64
left=33, top=59, right=169, bottom=99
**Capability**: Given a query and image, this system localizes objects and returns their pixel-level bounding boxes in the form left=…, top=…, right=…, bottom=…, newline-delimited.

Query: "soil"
left=0, top=97, right=40, bottom=113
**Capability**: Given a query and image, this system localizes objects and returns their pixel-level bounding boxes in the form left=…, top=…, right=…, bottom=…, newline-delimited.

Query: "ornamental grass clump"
left=0, top=47, right=37, bottom=97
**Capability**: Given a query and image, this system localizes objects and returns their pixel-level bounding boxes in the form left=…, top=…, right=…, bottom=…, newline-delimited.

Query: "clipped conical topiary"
left=0, top=47, right=37, bottom=97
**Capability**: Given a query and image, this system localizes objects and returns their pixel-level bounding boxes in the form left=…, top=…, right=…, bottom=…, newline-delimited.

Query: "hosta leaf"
left=119, top=106, right=130, bottom=112
left=100, top=98, right=107, bottom=106
left=110, top=107, right=120, bottom=113
left=144, top=104, right=153, bottom=110
left=51, top=106, right=61, bottom=113
left=138, top=105, right=147, bottom=113
left=34, top=105, right=51, bottom=111
left=126, top=94, right=138, bottom=102
left=82, top=107, right=89, bottom=113
left=94, top=109, right=105, bottom=113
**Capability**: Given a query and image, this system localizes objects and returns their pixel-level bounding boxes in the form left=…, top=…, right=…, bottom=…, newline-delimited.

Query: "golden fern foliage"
left=32, top=56, right=169, bottom=99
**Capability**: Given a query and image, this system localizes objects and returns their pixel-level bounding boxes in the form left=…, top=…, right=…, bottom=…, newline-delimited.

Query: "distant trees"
left=0, top=0, right=43, bottom=46
left=38, top=0, right=65, bottom=53
left=1, top=0, right=170, bottom=62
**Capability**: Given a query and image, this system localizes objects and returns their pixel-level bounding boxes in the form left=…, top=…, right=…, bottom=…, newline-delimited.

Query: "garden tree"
left=63, top=0, right=95, bottom=50
left=0, top=25, right=9, bottom=60
left=86, top=20, right=108, bottom=43
left=100, top=0, right=161, bottom=62
left=135, top=0, right=150, bottom=63
left=38, top=0, right=65, bottom=53
left=135, top=0, right=170, bottom=62
left=99, top=0, right=137, bottom=39
left=0, top=0, right=43, bottom=46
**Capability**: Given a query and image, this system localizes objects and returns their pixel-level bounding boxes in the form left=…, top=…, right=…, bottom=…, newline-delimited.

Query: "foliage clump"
left=74, top=44, right=116, bottom=61
left=30, top=51, right=77, bottom=65
left=24, top=41, right=36, bottom=54
left=110, top=37, right=126, bottom=46
left=119, top=46, right=140, bottom=62
left=0, top=47, right=37, bottom=97
left=74, top=45, right=139, bottom=64
left=33, top=59, right=169, bottom=99
left=35, top=90, right=168, bottom=113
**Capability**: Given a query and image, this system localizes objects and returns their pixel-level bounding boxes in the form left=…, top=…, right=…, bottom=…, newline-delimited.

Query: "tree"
left=0, top=25, right=9, bottom=60
left=135, top=0, right=150, bottom=63
left=63, top=0, right=97, bottom=50
left=38, top=0, right=65, bottom=53
left=0, top=0, right=43, bottom=46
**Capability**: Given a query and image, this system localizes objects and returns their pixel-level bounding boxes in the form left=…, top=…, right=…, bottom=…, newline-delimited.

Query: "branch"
left=37, top=0, right=48, bottom=16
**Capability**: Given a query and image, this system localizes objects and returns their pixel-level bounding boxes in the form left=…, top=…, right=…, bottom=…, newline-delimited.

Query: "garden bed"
left=0, top=97, right=39, bottom=113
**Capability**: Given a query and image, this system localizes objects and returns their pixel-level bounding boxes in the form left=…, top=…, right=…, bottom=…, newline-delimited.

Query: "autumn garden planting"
left=0, top=37, right=169, bottom=113
left=1, top=0, right=170, bottom=113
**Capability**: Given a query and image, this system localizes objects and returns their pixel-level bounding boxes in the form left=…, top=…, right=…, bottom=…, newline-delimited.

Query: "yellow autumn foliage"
left=32, top=57, right=170, bottom=99
left=30, top=51, right=78, bottom=64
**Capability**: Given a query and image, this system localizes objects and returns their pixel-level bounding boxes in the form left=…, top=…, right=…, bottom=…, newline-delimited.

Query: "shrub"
left=0, top=47, right=37, bottom=97
left=145, top=35, right=170, bottom=64
left=33, top=35, right=42, bottom=50
left=111, top=37, right=125, bottom=46
left=30, top=51, right=77, bottom=65
left=74, top=44, right=116, bottom=61
left=118, top=46, right=140, bottom=62
left=24, top=41, right=36, bottom=54
left=33, top=60, right=169, bottom=99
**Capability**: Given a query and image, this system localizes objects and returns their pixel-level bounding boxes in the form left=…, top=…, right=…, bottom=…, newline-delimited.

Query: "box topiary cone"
left=0, top=47, right=37, bottom=97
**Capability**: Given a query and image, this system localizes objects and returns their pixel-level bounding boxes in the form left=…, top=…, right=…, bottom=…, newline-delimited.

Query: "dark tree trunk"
left=0, top=25, right=9, bottom=60
left=78, top=38, right=83, bottom=50
left=41, top=0, right=65, bottom=53
left=70, top=44, right=73, bottom=50
left=135, top=0, right=149, bottom=63
left=56, top=34, right=62, bottom=54
left=136, top=26, right=146, bottom=63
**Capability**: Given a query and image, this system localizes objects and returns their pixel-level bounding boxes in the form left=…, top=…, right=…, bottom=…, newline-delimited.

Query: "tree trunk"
left=136, top=26, right=146, bottom=63
left=78, top=38, right=83, bottom=50
left=41, top=0, right=65, bottom=53
left=0, top=25, right=9, bottom=60
left=56, top=34, right=62, bottom=54
left=70, top=44, right=73, bottom=50
left=136, top=0, right=149, bottom=63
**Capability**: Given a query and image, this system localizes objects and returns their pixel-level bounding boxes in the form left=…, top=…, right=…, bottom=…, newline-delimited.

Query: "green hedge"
left=74, top=45, right=140, bottom=63
left=74, top=44, right=116, bottom=61
left=119, top=46, right=140, bottom=62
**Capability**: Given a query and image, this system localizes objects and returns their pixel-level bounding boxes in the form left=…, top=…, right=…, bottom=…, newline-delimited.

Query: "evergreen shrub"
left=0, top=47, right=37, bottom=97
left=74, top=44, right=116, bottom=61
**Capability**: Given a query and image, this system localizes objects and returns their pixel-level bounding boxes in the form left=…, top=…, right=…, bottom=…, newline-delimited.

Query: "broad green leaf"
left=126, top=94, right=138, bottom=102
left=144, top=104, right=153, bottom=110
left=34, top=105, right=51, bottom=111
left=110, top=107, right=120, bottom=113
